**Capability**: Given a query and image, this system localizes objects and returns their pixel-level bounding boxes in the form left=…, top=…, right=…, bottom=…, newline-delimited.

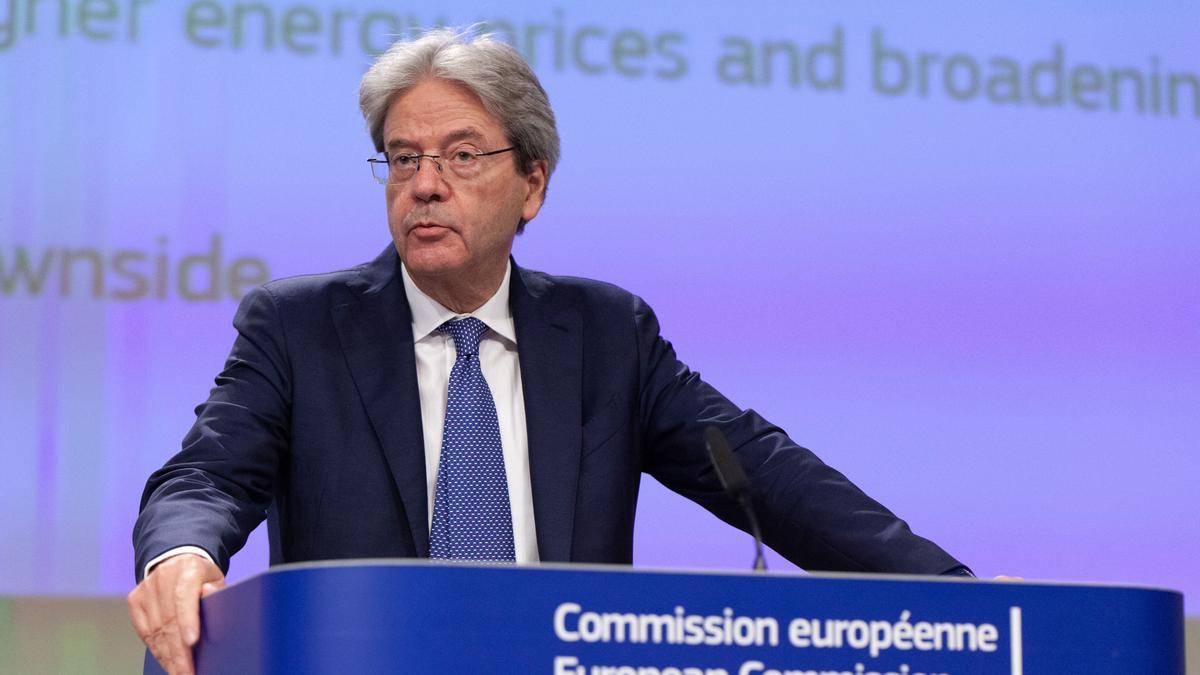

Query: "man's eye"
left=451, top=149, right=476, bottom=164
left=392, top=154, right=418, bottom=167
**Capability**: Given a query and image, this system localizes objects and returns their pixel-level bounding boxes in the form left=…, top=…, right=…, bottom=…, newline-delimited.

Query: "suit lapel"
left=331, top=247, right=430, bottom=557
left=512, top=264, right=582, bottom=562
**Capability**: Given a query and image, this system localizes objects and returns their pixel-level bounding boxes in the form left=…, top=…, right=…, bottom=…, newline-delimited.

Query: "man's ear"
left=521, top=160, right=549, bottom=222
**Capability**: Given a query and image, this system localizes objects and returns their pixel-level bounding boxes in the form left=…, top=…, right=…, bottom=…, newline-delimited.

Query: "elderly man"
left=128, top=28, right=969, bottom=675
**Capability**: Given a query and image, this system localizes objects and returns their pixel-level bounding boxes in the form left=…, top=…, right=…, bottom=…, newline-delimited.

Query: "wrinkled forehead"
left=381, top=78, right=507, bottom=150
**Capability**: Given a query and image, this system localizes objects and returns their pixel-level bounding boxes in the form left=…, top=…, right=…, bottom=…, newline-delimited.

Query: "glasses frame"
left=367, top=146, right=516, bottom=185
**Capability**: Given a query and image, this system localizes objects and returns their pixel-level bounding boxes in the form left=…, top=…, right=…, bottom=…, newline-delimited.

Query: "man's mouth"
left=411, top=220, right=447, bottom=231
left=409, top=220, right=453, bottom=239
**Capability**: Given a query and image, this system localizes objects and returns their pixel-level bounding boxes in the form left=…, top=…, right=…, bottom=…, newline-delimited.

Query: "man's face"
left=382, top=78, right=547, bottom=283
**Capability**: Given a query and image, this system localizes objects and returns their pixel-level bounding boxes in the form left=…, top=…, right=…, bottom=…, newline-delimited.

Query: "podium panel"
left=146, top=561, right=1184, bottom=674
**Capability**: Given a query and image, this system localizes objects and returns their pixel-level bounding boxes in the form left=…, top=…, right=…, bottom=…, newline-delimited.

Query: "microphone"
left=704, top=426, right=767, bottom=571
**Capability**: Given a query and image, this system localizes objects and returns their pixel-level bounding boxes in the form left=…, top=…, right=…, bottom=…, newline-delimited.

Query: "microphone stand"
left=704, top=426, right=768, bottom=572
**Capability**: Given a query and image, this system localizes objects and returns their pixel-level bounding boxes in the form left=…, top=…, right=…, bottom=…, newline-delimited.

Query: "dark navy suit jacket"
left=133, top=246, right=964, bottom=580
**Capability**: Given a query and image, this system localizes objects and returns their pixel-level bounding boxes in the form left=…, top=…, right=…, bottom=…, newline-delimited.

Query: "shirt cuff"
left=144, top=546, right=216, bottom=580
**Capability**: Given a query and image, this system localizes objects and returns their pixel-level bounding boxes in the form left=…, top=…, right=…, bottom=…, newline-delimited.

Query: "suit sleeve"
left=633, top=296, right=966, bottom=574
left=131, top=286, right=292, bottom=581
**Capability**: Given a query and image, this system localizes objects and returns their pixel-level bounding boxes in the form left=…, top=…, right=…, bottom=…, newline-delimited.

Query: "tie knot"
left=438, top=317, right=488, bottom=357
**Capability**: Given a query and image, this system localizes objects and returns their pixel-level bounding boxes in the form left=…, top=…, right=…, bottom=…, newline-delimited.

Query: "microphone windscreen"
left=704, top=426, right=749, bottom=496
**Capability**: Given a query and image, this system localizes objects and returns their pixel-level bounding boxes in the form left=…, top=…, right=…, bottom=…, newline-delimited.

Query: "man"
left=128, top=28, right=969, bottom=675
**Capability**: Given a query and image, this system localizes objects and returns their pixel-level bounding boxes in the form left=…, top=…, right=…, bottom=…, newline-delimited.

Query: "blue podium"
left=146, top=561, right=1184, bottom=674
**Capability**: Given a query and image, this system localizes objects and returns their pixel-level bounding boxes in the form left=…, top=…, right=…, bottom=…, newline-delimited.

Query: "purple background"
left=1, top=2, right=1196, bottom=611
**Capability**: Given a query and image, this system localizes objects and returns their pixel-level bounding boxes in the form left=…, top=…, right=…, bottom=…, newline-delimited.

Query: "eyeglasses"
left=368, top=146, right=516, bottom=185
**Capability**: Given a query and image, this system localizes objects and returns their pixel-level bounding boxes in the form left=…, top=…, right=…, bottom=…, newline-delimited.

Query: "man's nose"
left=410, top=156, right=447, bottom=202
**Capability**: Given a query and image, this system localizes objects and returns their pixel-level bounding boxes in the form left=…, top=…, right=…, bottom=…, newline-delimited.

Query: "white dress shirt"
left=402, top=261, right=539, bottom=564
left=145, top=260, right=540, bottom=578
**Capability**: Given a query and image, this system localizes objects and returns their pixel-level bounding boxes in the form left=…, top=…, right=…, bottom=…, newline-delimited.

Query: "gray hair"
left=359, top=28, right=560, bottom=216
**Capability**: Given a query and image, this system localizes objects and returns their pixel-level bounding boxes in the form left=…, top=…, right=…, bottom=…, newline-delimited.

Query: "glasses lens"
left=370, top=157, right=389, bottom=185
left=391, top=154, right=422, bottom=182
left=446, top=150, right=481, bottom=178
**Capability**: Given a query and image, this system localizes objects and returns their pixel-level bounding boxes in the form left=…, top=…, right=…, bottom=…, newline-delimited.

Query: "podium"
left=146, top=561, right=1184, bottom=674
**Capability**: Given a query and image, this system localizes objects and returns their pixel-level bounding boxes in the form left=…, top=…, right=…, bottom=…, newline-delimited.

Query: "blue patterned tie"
left=428, top=317, right=516, bottom=561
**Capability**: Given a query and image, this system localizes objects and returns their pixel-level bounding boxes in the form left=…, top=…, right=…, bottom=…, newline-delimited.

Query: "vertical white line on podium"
left=1010, top=606, right=1024, bottom=675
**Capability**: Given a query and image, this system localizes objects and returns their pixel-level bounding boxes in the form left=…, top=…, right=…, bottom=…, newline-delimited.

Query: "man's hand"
left=127, top=553, right=225, bottom=675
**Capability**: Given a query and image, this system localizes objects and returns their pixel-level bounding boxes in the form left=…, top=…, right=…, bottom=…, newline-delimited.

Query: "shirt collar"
left=400, top=260, right=517, bottom=346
